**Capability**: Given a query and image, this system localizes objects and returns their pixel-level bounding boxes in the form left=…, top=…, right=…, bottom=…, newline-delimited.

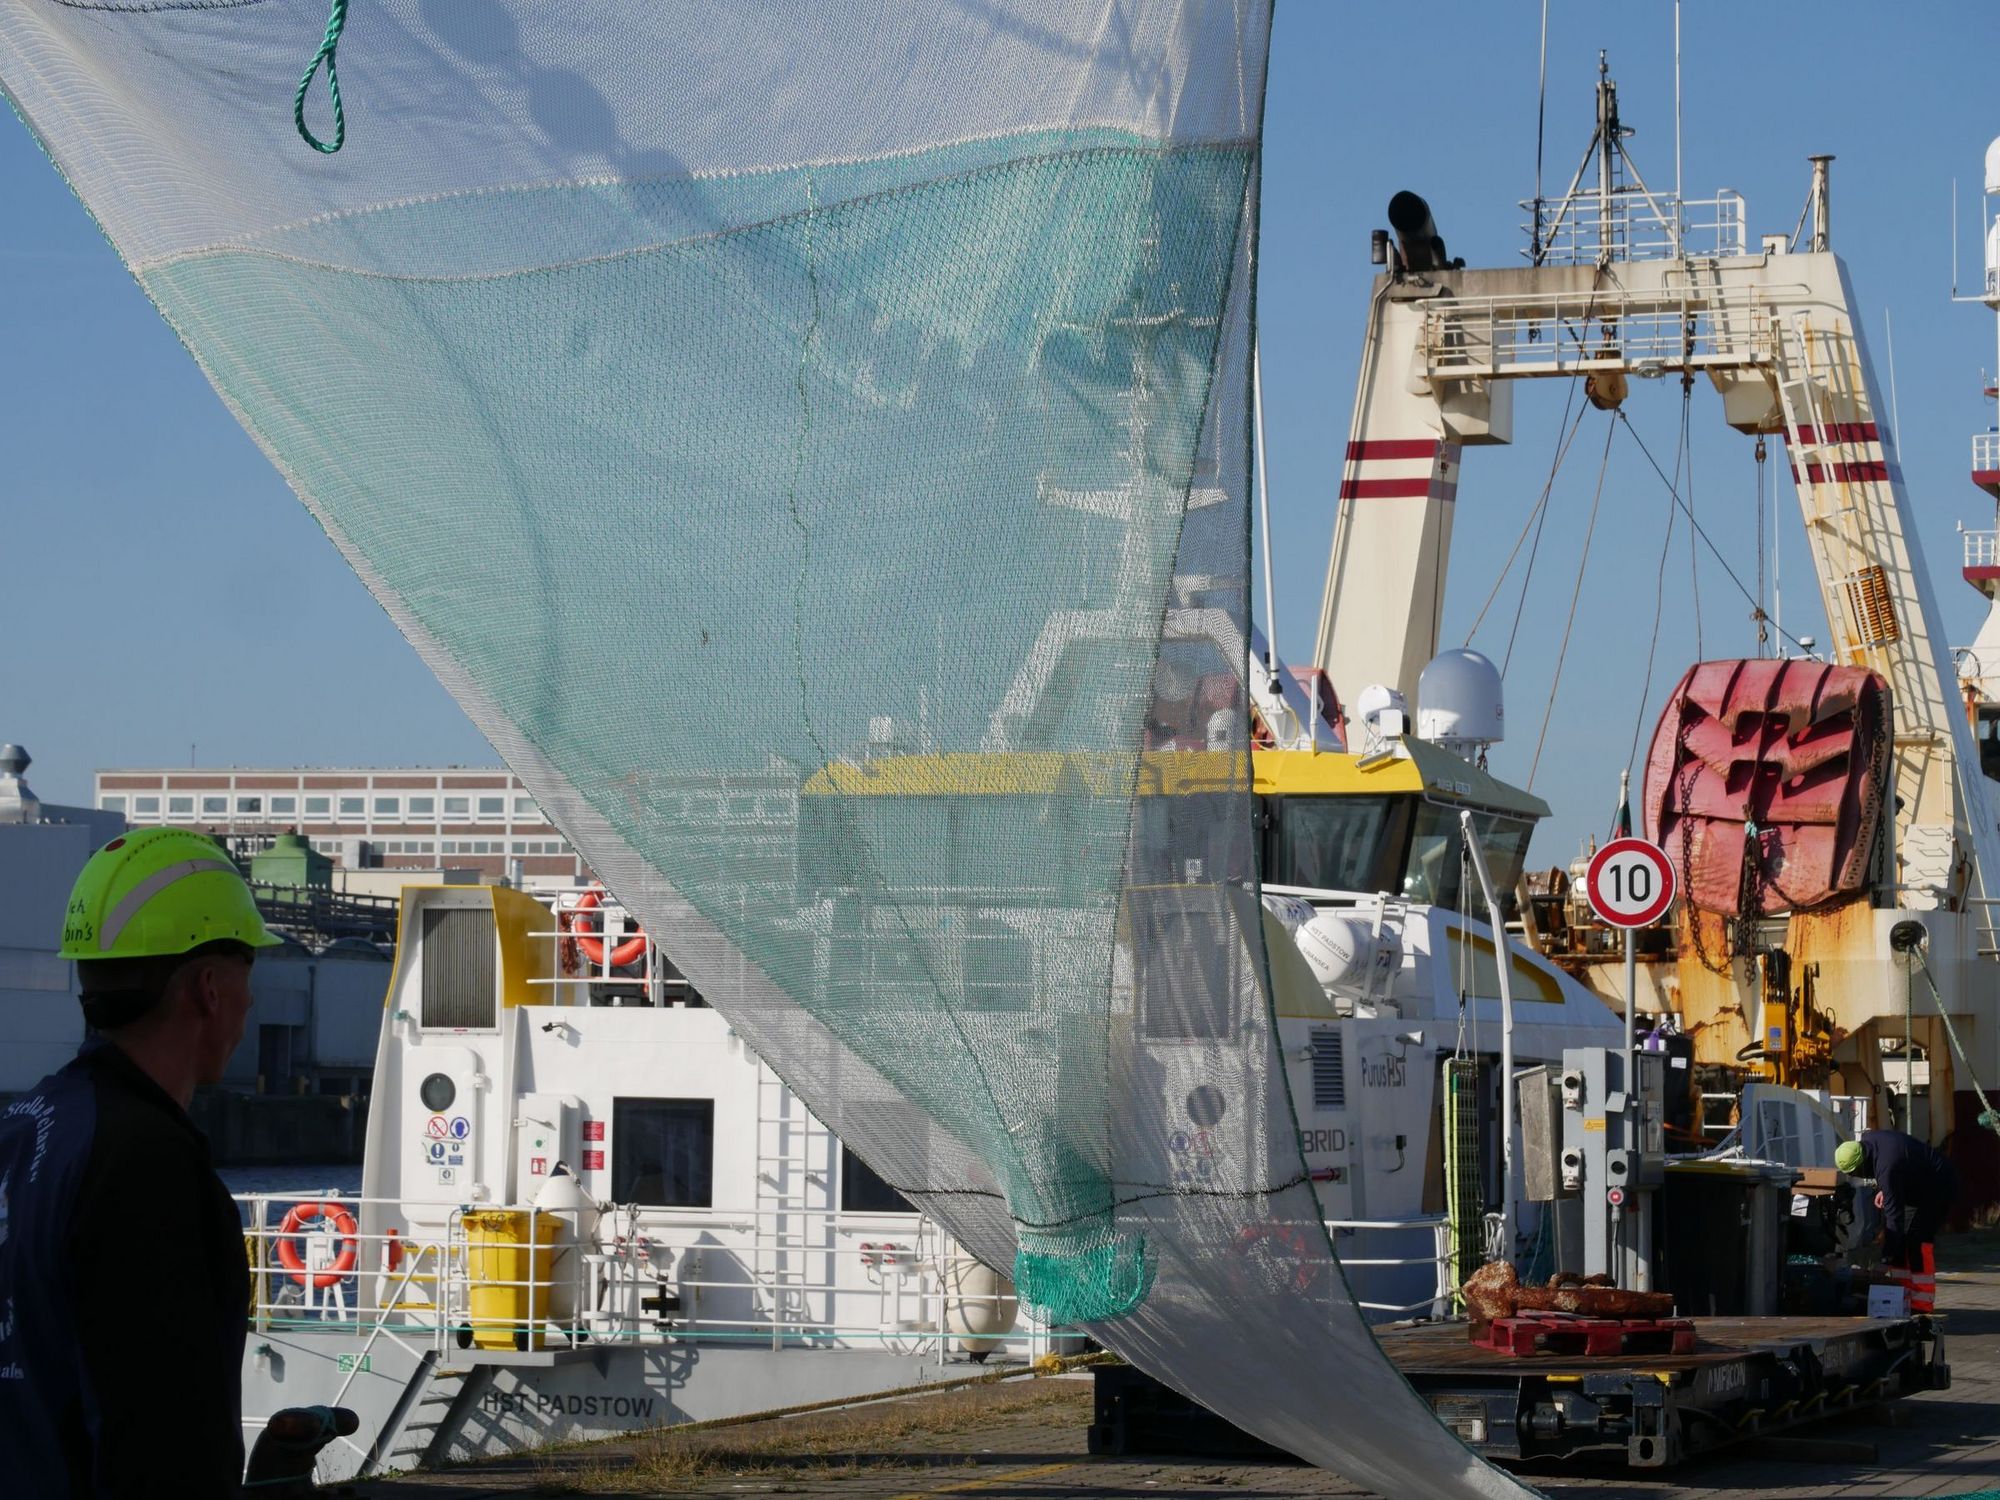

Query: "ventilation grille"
left=1842, top=564, right=1901, bottom=646
left=1310, top=1028, right=1346, bottom=1110
left=421, top=905, right=498, bottom=1029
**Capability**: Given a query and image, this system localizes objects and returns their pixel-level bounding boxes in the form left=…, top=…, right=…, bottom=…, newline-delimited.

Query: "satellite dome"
left=1985, top=135, right=2000, bottom=196
left=1416, top=648, right=1504, bottom=751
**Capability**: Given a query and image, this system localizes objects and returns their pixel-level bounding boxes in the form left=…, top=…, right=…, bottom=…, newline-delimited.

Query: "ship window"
left=1402, top=803, right=1466, bottom=910
left=419, top=905, right=498, bottom=1030
left=1267, top=795, right=1404, bottom=893
left=840, top=1144, right=914, bottom=1214
left=419, top=1072, right=455, bottom=1112
left=1130, top=891, right=1241, bottom=1041
left=612, top=1098, right=714, bottom=1207
left=1310, top=1028, right=1346, bottom=1110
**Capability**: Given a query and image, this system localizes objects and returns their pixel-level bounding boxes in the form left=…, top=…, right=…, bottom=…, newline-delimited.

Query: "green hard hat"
left=1834, top=1139, right=1866, bottom=1175
left=60, top=826, right=281, bottom=961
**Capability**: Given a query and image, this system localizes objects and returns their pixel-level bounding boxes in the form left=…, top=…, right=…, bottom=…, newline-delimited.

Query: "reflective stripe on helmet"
left=97, top=858, right=240, bottom=953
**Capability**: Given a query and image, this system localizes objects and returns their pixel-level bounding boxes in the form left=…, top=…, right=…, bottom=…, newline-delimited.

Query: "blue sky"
left=2, top=2, right=1996, bottom=867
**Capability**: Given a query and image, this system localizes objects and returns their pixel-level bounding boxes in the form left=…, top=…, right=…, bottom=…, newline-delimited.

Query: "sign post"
left=1584, top=829, right=1677, bottom=1050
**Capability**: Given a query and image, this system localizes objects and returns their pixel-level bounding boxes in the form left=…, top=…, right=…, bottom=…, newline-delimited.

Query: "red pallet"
left=1477, top=1312, right=1698, bottom=1358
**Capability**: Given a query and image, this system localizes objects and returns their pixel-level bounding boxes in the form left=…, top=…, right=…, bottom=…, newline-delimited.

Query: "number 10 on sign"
left=1585, top=836, right=1675, bottom=1053
left=1584, top=838, right=1675, bottom=929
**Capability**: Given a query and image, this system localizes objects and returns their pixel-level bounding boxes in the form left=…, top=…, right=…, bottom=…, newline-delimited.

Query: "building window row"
left=103, top=789, right=548, bottom=825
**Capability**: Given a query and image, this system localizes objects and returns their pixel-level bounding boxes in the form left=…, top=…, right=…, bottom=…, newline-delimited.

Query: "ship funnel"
left=1387, top=191, right=1451, bottom=273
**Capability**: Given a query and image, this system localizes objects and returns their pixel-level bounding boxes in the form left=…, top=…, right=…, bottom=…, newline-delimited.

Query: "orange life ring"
left=574, top=888, right=647, bottom=969
left=274, top=1201, right=360, bottom=1289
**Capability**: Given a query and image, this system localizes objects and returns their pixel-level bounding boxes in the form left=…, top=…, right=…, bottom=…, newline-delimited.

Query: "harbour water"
left=222, top=1164, right=363, bottom=1198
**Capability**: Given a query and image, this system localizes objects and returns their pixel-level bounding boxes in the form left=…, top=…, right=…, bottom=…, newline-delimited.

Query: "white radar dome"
left=1985, top=135, right=2000, bottom=196
left=1293, top=911, right=1401, bottom=997
left=1417, top=648, right=1504, bottom=751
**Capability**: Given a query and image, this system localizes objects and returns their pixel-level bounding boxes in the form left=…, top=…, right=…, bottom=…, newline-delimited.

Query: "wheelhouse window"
left=611, top=1098, right=714, bottom=1207
left=1402, top=802, right=1464, bottom=910
left=840, top=1144, right=914, bottom=1214
left=1264, top=795, right=1408, bottom=893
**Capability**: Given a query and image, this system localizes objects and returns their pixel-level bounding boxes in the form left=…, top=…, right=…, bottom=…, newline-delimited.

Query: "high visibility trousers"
left=1891, top=1244, right=1937, bottom=1313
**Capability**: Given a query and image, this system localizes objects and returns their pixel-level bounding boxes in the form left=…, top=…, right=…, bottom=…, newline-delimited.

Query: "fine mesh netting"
left=0, top=4, right=1529, bottom=1493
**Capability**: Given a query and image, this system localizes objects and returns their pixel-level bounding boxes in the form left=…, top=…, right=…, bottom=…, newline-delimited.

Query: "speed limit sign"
left=1584, top=837, right=1676, bottom=928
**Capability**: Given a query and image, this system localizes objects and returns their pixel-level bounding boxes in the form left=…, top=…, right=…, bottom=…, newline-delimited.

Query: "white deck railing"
left=1521, top=190, right=1748, bottom=266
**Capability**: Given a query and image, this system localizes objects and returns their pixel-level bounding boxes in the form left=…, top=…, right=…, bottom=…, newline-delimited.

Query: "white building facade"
left=95, top=765, right=586, bottom=882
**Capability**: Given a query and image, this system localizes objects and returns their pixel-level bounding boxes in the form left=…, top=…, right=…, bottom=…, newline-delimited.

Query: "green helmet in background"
left=1834, top=1139, right=1866, bottom=1175
left=59, top=826, right=282, bottom=961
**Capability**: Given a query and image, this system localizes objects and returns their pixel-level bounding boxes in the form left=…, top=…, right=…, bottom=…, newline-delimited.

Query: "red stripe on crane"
left=1790, top=460, right=1893, bottom=484
left=1785, top=422, right=1881, bottom=445
left=1339, top=477, right=1459, bottom=501
left=1345, top=439, right=1441, bottom=462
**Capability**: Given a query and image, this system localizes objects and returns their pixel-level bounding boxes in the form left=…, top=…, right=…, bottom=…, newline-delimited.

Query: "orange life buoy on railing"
left=573, top=887, right=647, bottom=969
left=274, top=1201, right=360, bottom=1289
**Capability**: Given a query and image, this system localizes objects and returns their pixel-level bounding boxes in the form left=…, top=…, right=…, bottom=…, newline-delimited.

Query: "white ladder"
left=752, top=1063, right=834, bottom=1348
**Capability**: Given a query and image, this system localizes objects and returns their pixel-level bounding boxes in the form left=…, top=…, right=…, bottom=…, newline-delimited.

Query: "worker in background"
left=0, top=828, right=280, bottom=1496
left=1835, top=1129, right=1960, bottom=1270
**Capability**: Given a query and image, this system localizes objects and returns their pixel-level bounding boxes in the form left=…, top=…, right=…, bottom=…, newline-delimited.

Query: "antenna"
left=1253, top=339, right=1279, bottom=676
left=1673, top=0, right=1683, bottom=244
left=1532, top=0, right=1549, bottom=264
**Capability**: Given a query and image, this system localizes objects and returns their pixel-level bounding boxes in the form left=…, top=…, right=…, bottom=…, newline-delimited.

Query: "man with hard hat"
left=0, top=828, right=281, bottom=1496
left=1836, top=1129, right=1959, bottom=1271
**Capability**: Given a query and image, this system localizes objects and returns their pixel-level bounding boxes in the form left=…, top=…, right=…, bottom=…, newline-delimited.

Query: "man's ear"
left=183, top=956, right=225, bottom=1020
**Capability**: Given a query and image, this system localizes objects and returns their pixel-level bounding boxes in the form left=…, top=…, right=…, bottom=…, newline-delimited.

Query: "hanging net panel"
left=0, top=3, right=1528, bottom=1493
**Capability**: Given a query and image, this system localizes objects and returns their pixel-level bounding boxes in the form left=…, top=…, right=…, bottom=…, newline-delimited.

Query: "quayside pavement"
left=352, top=1235, right=2000, bottom=1500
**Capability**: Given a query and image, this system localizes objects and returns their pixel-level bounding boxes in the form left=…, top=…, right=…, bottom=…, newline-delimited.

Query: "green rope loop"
left=293, top=0, right=350, bottom=154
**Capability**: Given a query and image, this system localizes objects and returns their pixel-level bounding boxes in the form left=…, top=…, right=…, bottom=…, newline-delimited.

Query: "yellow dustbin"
left=464, top=1210, right=559, bottom=1351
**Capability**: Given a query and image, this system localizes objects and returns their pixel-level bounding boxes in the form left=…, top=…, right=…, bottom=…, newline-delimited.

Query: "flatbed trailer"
left=1090, top=1315, right=1948, bottom=1470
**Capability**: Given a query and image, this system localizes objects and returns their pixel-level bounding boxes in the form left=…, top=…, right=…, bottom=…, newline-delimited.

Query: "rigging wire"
left=1753, top=435, right=1770, bottom=656
left=1617, top=412, right=1812, bottom=654
left=1529, top=417, right=1616, bottom=789
left=1624, top=427, right=1682, bottom=775
left=1680, top=387, right=1703, bottom=659
left=1466, top=392, right=1587, bottom=659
